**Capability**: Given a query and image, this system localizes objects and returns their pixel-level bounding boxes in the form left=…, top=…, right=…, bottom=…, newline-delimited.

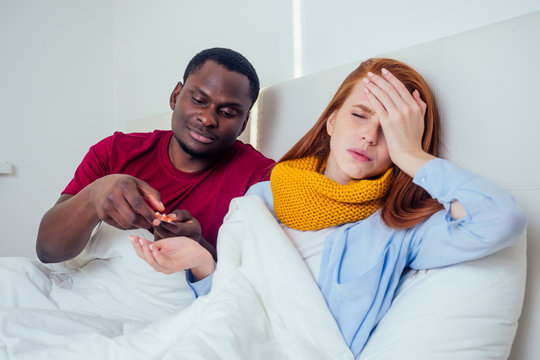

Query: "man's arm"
left=36, top=174, right=164, bottom=263
left=37, top=191, right=99, bottom=263
left=197, top=237, right=217, bottom=262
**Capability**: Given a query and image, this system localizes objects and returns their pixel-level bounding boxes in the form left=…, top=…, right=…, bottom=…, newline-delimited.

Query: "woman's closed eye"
left=352, top=112, right=367, bottom=119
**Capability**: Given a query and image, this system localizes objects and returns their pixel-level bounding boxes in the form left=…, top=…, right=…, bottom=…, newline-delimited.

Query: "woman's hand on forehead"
left=362, top=69, right=434, bottom=177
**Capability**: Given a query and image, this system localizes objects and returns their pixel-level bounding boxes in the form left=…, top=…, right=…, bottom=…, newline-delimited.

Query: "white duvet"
left=0, top=196, right=353, bottom=360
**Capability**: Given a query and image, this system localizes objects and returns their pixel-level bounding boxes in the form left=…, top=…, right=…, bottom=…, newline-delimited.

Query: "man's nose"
left=197, top=108, right=218, bottom=127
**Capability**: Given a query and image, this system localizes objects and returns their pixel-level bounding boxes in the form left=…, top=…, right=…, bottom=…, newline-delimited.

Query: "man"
left=0, top=49, right=274, bottom=354
left=36, top=47, right=275, bottom=266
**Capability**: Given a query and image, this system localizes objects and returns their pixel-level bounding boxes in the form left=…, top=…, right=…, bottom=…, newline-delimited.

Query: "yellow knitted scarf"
left=271, top=156, right=393, bottom=231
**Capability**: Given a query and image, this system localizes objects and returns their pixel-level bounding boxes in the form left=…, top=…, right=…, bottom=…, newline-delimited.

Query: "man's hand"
left=89, top=174, right=164, bottom=230
left=151, top=210, right=217, bottom=261
left=130, top=235, right=215, bottom=280
left=36, top=174, right=164, bottom=263
left=152, top=210, right=201, bottom=242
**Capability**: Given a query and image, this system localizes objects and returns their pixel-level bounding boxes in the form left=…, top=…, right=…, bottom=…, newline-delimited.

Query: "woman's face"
left=324, top=80, right=393, bottom=184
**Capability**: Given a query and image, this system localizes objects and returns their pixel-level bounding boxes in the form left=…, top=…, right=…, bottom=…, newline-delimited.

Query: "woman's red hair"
left=279, top=58, right=443, bottom=229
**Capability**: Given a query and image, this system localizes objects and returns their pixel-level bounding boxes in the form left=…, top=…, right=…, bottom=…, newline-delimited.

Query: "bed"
left=1, top=10, right=539, bottom=360
left=250, top=11, right=540, bottom=360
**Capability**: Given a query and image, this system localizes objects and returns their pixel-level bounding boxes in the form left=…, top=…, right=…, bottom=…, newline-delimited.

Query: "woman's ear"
left=169, top=82, right=183, bottom=110
left=326, top=111, right=336, bottom=136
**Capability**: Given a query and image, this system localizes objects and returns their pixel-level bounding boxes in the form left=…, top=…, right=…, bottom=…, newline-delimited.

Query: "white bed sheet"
left=0, top=196, right=352, bottom=360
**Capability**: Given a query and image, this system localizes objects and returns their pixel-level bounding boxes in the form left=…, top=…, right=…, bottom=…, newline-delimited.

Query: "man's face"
left=170, top=60, right=252, bottom=166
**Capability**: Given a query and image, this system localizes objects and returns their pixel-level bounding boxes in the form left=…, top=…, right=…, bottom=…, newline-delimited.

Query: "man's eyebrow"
left=191, top=87, right=208, bottom=97
left=192, top=86, right=245, bottom=109
left=352, top=104, right=374, bottom=114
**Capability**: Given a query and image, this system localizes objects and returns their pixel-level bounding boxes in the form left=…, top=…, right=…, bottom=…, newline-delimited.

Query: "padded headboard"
left=251, top=11, right=540, bottom=360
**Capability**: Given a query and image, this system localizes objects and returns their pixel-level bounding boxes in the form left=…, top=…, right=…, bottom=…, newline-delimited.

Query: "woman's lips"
left=347, top=148, right=372, bottom=162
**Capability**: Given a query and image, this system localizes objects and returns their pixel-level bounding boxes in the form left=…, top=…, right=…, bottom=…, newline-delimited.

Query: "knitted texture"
left=271, top=156, right=393, bottom=231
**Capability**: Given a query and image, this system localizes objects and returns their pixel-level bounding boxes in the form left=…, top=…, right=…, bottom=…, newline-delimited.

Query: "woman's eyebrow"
left=352, top=104, right=374, bottom=114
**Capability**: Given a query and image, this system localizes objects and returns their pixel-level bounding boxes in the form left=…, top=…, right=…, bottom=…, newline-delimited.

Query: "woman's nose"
left=361, top=121, right=380, bottom=145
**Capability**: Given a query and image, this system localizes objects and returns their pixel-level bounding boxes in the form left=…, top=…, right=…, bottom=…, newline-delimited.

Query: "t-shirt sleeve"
left=62, top=136, right=113, bottom=195
left=246, top=156, right=275, bottom=188
left=258, top=161, right=274, bottom=182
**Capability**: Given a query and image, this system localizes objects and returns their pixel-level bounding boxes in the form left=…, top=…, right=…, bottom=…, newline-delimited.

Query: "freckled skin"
left=325, top=81, right=392, bottom=185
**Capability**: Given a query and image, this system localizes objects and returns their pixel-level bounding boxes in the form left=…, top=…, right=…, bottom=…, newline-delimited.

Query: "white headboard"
left=251, top=11, right=540, bottom=360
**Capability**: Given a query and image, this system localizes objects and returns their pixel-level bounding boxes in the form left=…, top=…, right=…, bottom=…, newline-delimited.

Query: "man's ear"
left=326, top=111, right=336, bottom=136
left=169, top=82, right=183, bottom=110
left=238, top=114, right=249, bottom=137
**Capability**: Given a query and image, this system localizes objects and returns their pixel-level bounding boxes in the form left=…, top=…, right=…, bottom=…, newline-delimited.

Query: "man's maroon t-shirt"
left=63, top=130, right=275, bottom=247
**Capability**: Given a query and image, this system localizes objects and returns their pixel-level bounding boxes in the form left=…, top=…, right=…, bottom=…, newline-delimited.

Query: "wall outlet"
left=0, top=161, right=13, bottom=174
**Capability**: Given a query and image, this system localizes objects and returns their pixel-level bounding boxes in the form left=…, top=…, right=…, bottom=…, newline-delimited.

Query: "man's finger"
left=103, top=204, right=137, bottom=229
left=137, top=180, right=164, bottom=212
left=170, top=210, right=193, bottom=222
left=123, top=185, right=159, bottom=227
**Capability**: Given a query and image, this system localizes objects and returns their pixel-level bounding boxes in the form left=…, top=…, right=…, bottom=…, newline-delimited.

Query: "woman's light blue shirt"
left=246, top=158, right=526, bottom=357
left=194, top=158, right=527, bottom=358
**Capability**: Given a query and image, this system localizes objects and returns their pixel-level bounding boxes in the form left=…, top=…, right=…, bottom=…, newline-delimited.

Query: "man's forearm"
left=198, top=237, right=217, bottom=262
left=36, top=191, right=99, bottom=263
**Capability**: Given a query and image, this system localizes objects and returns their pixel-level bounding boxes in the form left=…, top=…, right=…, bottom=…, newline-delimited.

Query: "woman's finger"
left=412, top=89, right=427, bottom=114
left=363, top=83, right=391, bottom=127
left=130, top=235, right=145, bottom=259
left=363, top=76, right=399, bottom=114
left=365, top=72, right=407, bottom=112
left=140, top=239, right=166, bottom=273
left=379, top=68, right=417, bottom=106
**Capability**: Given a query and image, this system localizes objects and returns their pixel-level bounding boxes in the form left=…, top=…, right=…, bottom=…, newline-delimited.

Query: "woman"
left=131, top=58, right=527, bottom=356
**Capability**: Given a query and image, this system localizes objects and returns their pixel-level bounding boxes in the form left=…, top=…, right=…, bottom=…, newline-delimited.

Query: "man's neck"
left=167, top=137, right=224, bottom=173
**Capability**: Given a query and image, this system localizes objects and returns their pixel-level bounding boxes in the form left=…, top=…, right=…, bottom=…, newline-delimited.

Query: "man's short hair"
left=183, top=47, right=260, bottom=108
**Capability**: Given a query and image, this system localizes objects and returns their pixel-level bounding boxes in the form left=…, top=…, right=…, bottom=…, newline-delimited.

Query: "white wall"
left=113, top=0, right=540, bottom=128
left=0, top=0, right=114, bottom=257
left=112, top=0, right=297, bottom=130
left=1, top=0, right=540, bottom=258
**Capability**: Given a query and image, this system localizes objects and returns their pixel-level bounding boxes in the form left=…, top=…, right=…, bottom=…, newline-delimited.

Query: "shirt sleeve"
left=248, top=160, right=275, bottom=185
left=186, top=269, right=214, bottom=298
left=62, top=135, right=113, bottom=195
left=407, top=158, right=527, bottom=269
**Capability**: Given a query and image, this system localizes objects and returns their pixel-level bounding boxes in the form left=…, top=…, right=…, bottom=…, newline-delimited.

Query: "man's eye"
left=221, top=109, right=238, bottom=118
left=192, top=97, right=205, bottom=105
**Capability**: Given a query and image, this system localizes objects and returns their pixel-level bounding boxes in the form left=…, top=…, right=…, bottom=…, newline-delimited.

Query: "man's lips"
left=188, top=127, right=216, bottom=144
left=347, top=148, right=372, bottom=162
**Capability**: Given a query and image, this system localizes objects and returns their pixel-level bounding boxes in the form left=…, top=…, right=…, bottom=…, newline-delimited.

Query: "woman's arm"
left=130, top=235, right=215, bottom=281
left=407, top=158, right=527, bottom=269
left=363, top=69, right=467, bottom=220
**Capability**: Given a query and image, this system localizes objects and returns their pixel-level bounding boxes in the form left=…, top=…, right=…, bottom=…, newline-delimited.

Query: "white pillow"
left=359, top=232, right=527, bottom=360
